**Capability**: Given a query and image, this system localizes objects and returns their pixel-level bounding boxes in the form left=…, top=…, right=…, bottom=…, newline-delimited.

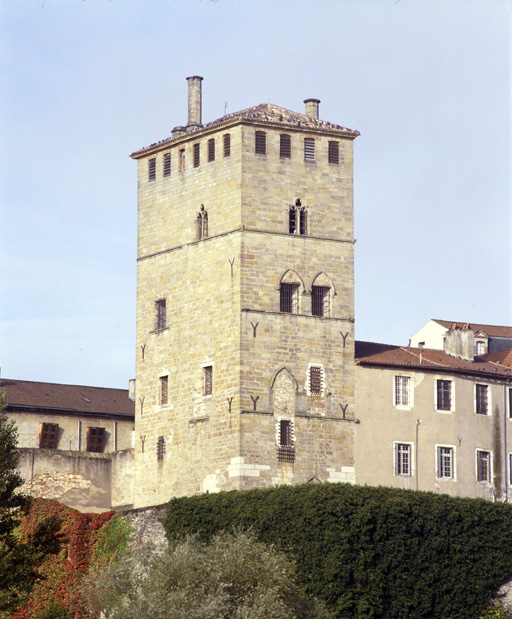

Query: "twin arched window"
left=289, top=199, right=307, bottom=235
left=279, top=271, right=333, bottom=316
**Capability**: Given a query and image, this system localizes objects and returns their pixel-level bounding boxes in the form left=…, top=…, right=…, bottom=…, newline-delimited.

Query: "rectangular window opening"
left=328, top=141, right=340, bottom=164
left=280, top=134, right=291, bottom=158
left=312, top=286, right=330, bottom=317
left=477, top=450, right=491, bottom=482
left=437, top=446, right=454, bottom=479
left=204, top=366, right=213, bottom=396
left=193, top=143, right=200, bottom=168
left=179, top=149, right=185, bottom=172
left=223, top=133, right=231, bottom=157
left=163, top=153, right=171, bottom=177
left=476, top=384, right=488, bottom=415
left=304, top=137, right=315, bottom=161
left=160, top=376, right=168, bottom=405
left=395, top=376, right=410, bottom=407
left=277, top=419, right=295, bottom=462
left=395, top=443, right=411, bottom=476
left=39, top=423, right=59, bottom=449
left=280, top=283, right=299, bottom=314
left=157, top=436, right=165, bottom=461
left=86, top=427, right=105, bottom=453
left=255, top=131, right=266, bottom=155
left=155, top=299, right=167, bottom=330
left=148, top=158, right=156, bottom=181
left=208, top=138, right=215, bottom=162
left=309, top=366, right=322, bottom=396
left=437, top=380, right=452, bottom=411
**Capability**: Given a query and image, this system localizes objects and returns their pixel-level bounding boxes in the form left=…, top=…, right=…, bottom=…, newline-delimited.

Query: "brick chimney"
left=444, top=324, right=475, bottom=361
left=304, top=98, right=320, bottom=119
left=186, top=75, right=203, bottom=132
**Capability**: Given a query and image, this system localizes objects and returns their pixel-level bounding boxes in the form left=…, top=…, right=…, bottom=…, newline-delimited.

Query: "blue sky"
left=0, top=0, right=510, bottom=388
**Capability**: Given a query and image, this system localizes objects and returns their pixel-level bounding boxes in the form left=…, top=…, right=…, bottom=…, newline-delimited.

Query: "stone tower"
left=130, top=77, right=359, bottom=508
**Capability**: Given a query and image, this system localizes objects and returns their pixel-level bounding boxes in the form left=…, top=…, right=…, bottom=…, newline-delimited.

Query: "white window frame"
left=475, top=341, right=485, bottom=355
left=476, top=449, right=492, bottom=484
left=394, top=375, right=412, bottom=409
left=436, top=444, right=456, bottom=481
left=435, top=378, right=454, bottom=413
left=475, top=383, right=490, bottom=416
left=393, top=441, right=413, bottom=477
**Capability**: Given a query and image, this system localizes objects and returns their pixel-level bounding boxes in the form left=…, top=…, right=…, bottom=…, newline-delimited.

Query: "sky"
left=0, top=0, right=510, bottom=389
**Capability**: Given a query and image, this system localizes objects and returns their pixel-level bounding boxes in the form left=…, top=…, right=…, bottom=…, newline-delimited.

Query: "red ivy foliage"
left=11, top=499, right=114, bottom=619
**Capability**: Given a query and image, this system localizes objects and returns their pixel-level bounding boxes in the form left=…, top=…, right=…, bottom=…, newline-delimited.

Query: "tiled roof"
left=131, top=102, right=359, bottom=157
left=434, top=320, right=512, bottom=339
left=480, top=350, right=512, bottom=368
left=1, top=379, right=135, bottom=417
left=355, top=341, right=512, bottom=378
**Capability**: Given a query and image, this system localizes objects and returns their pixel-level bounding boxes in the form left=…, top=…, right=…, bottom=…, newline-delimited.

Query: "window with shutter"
left=204, top=366, right=213, bottom=396
left=163, top=153, right=171, bottom=177
left=280, top=134, right=291, bottom=158
left=328, top=141, right=339, bottom=164
left=86, top=427, right=105, bottom=453
left=304, top=138, right=315, bottom=161
left=39, top=423, right=59, bottom=449
left=255, top=131, right=266, bottom=154
left=208, top=138, right=215, bottom=162
left=223, top=133, right=231, bottom=157
left=148, top=158, right=156, bottom=181
left=193, top=143, right=200, bottom=167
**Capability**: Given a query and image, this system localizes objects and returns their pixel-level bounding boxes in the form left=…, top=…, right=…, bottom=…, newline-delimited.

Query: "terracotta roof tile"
left=355, top=341, right=512, bottom=378
left=131, top=102, right=359, bottom=158
left=434, top=320, right=512, bottom=339
left=1, top=379, right=135, bottom=417
left=479, top=350, right=512, bottom=368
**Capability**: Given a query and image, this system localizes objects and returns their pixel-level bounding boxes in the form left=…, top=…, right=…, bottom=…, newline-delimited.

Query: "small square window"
left=204, top=366, right=213, bottom=396
left=395, top=376, right=410, bottom=407
left=395, top=443, right=411, bottom=476
left=155, top=299, right=167, bottom=330
left=304, top=137, right=315, bottom=161
left=163, top=153, right=171, bottom=177
left=223, top=133, right=231, bottom=157
left=86, top=427, right=105, bottom=453
left=40, top=423, right=59, bottom=449
left=148, top=158, right=156, bottom=181
left=208, top=138, right=215, bottom=162
left=160, top=376, right=168, bottom=405
left=477, top=450, right=491, bottom=482
left=476, top=384, right=488, bottom=415
left=255, top=131, right=266, bottom=155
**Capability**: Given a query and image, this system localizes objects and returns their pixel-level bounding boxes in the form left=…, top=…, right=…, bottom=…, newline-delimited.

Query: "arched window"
left=289, top=199, right=307, bottom=235
left=279, top=270, right=302, bottom=314
left=197, top=204, right=208, bottom=240
left=311, top=273, right=333, bottom=317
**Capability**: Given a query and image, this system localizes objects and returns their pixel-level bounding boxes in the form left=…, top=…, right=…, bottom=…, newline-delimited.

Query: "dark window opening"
left=163, top=153, right=171, bottom=177
left=40, top=423, right=59, bottom=449
left=224, top=133, right=231, bottom=157
left=476, top=384, right=488, bottom=415
left=289, top=200, right=307, bottom=235
left=160, top=376, right=168, bottom=405
left=328, top=141, right=340, bottom=164
left=304, top=138, right=315, bottom=161
left=280, top=134, right=291, bottom=158
left=277, top=419, right=295, bottom=462
left=193, top=143, right=200, bottom=168
left=208, top=138, right=215, bottom=162
left=157, top=436, right=165, bottom=460
left=280, top=283, right=299, bottom=314
left=86, top=427, right=105, bottom=453
left=156, top=299, right=167, bottom=330
left=437, top=380, right=452, bottom=411
left=309, top=366, right=322, bottom=396
left=312, top=286, right=330, bottom=317
left=255, top=131, right=266, bottom=155
left=179, top=149, right=185, bottom=172
left=477, top=450, right=490, bottom=482
left=148, top=158, right=156, bottom=181
left=204, top=366, right=213, bottom=396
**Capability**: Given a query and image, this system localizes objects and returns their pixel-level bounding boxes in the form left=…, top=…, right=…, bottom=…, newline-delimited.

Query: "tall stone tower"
left=130, top=77, right=359, bottom=508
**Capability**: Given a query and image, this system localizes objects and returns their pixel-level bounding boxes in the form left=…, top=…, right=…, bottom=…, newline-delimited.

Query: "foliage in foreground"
left=162, top=483, right=512, bottom=619
left=81, top=530, right=330, bottom=619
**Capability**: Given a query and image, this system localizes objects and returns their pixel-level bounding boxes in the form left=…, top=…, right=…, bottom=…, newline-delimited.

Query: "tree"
left=0, top=390, right=61, bottom=615
left=81, top=530, right=330, bottom=619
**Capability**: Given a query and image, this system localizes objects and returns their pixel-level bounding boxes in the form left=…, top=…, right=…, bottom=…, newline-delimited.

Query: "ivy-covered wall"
left=163, top=483, right=512, bottom=619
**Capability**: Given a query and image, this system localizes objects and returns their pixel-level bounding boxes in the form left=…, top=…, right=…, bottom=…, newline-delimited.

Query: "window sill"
left=150, top=327, right=169, bottom=335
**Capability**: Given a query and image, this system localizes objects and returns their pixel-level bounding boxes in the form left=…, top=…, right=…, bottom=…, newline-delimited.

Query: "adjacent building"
left=355, top=326, right=512, bottom=501
left=130, top=77, right=359, bottom=507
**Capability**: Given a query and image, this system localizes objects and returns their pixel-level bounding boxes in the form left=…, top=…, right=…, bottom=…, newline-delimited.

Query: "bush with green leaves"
left=162, top=483, right=512, bottom=619
left=81, top=529, right=329, bottom=619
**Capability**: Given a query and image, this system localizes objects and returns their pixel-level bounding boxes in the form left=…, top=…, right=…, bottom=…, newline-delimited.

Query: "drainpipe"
left=505, top=382, right=509, bottom=502
left=415, top=419, right=421, bottom=490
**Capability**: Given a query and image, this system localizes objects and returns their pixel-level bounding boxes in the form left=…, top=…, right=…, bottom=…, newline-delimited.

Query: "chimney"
left=304, top=98, right=320, bottom=119
left=186, top=75, right=203, bottom=132
left=444, top=325, right=475, bottom=361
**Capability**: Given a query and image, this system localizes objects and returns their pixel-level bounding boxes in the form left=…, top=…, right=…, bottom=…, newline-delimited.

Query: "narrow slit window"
left=157, top=436, right=165, bottom=460
left=289, top=201, right=307, bottom=235
left=277, top=419, right=295, bottom=462
left=328, top=141, right=340, bottom=164
left=204, top=366, right=213, bottom=396
left=156, top=299, right=167, bottom=330
left=476, top=384, right=488, bottom=415
left=208, top=138, right=215, bottom=162
left=86, top=427, right=105, bottom=453
left=309, top=366, right=322, bottom=396
left=39, top=423, right=59, bottom=449
left=311, top=286, right=330, bottom=317
left=148, top=158, right=156, bottom=181
left=255, top=131, right=266, bottom=155
left=160, top=376, right=168, bottom=405
left=223, top=133, right=231, bottom=157
left=179, top=149, right=185, bottom=172
left=193, top=143, right=200, bottom=168
left=304, top=138, right=315, bottom=161
left=280, top=283, right=299, bottom=314
left=163, top=153, right=171, bottom=177
left=280, top=134, right=291, bottom=158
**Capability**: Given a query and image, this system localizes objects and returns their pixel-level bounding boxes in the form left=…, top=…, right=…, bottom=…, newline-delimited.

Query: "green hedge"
left=163, top=483, right=512, bottom=619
